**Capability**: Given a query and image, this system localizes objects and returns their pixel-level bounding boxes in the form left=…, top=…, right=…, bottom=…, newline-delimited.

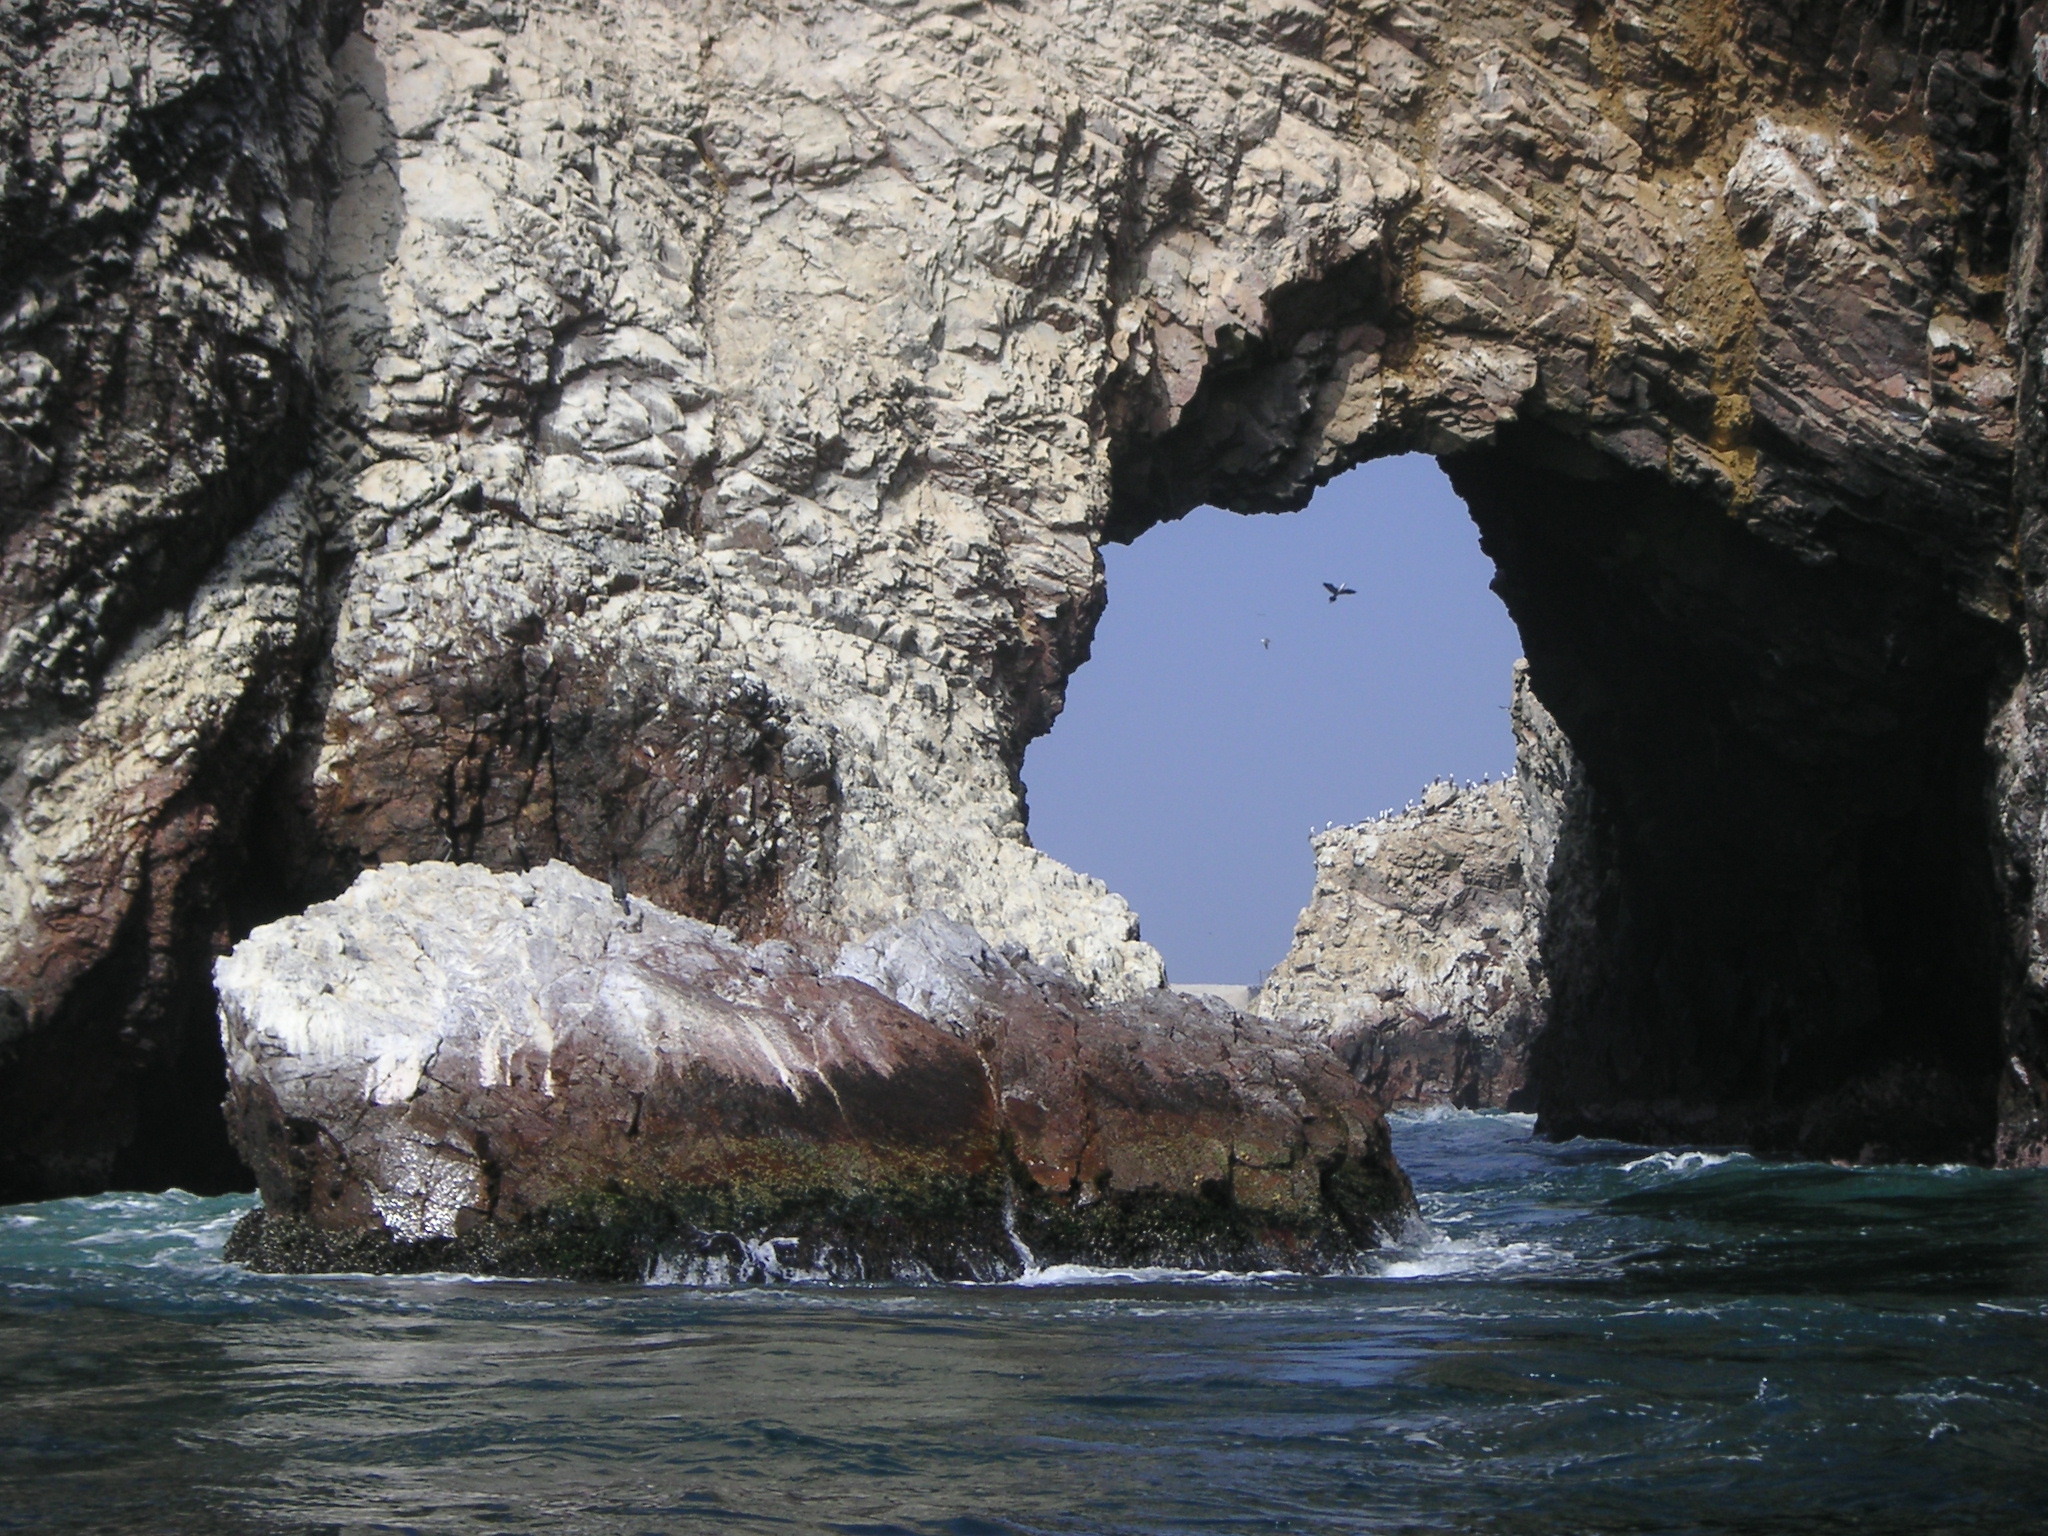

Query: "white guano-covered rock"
left=218, top=861, right=1411, bottom=1278
left=1257, top=662, right=1580, bottom=1109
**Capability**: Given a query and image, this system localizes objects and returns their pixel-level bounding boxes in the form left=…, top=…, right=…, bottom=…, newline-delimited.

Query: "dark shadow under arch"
left=1450, top=423, right=2015, bottom=1161
left=1108, top=294, right=2019, bottom=1161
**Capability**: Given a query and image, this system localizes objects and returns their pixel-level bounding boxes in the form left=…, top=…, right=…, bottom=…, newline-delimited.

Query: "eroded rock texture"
left=2, top=0, right=2043, bottom=1190
left=0, top=0, right=342, bottom=1196
left=1262, top=775, right=1540, bottom=1109
left=1995, top=8, right=2048, bottom=1169
left=220, top=862, right=1410, bottom=1278
left=1259, top=662, right=1578, bottom=1109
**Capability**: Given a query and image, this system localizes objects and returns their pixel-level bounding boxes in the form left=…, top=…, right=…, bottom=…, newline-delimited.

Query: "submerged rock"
left=220, top=864, right=1410, bottom=1280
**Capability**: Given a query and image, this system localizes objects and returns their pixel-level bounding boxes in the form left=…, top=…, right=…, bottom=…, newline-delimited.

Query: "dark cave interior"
left=1456, top=425, right=2015, bottom=1161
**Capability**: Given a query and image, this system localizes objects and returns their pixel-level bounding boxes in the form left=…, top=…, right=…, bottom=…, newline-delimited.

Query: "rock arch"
left=0, top=0, right=2041, bottom=1194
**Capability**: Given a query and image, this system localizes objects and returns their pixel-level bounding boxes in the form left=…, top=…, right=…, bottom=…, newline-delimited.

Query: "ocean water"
left=4, top=1111, right=2046, bottom=1535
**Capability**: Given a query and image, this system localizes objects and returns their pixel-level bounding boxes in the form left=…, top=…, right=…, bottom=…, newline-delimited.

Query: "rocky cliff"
left=1996, top=9, right=2048, bottom=1168
left=1259, top=664, right=1575, bottom=1109
left=1262, top=776, right=1540, bottom=1109
left=1, top=0, right=2042, bottom=1194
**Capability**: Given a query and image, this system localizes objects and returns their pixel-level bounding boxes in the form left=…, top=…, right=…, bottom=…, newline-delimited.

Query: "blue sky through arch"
left=1021, top=454, right=1523, bottom=986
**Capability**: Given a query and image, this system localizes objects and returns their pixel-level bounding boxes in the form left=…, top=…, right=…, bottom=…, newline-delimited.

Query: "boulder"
left=837, top=914, right=1411, bottom=1271
left=220, top=863, right=1411, bottom=1280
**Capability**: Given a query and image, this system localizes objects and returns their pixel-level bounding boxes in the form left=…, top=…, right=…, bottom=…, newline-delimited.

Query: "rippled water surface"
left=5, top=1111, right=2048, bottom=1534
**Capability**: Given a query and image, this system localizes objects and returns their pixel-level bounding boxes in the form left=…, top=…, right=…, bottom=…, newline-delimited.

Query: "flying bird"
left=1261, top=637, right=1270, bottom=649
left=1323, top=581, right=1357, bottom=602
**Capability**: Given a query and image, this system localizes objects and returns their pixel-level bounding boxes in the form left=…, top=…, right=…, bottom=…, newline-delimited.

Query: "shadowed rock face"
left=220, top=864, right=1410, bottom=1279
left=1470, top=439, right=2017, bottom=1162
left=1995, top=9, right=2048, bottom=1169
left=1, top=0, right=2044, bottom=1191
left=0, top=0, right=344, bottom=1198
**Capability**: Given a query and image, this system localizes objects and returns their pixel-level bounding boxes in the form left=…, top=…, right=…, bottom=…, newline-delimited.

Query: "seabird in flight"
left=1323, top=581, right=1357, bottom=602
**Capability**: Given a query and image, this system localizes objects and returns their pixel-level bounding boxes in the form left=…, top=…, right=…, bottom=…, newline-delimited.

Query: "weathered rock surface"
left=1261, top=776, right=1539, bottom=1109
left=220, top=862, right=1411, bottom=1279
left=0, top=0, right=341, bottom=1197
left=1259, top=662, right=1577, bottom=1109
left=837, top=911, right=1410, bottom=1269
left=1994, top=11, right=2048, bottom=1169
left=3, top=0, right=2044, bottom=1187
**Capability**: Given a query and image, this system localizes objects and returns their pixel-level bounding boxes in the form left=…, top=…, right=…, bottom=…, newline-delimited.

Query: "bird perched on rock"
left=1323, top=581, right=1356, bottom=602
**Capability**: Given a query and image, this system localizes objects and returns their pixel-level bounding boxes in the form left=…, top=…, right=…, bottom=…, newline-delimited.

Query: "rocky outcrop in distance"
left=1259, top=662, right=1576, bottom=1110
left=1262, top=777, right=1540, bottom=1110
left=220, top=861, right=1411, bottom=1279
left=3, top=0, right=2045, bottom=1191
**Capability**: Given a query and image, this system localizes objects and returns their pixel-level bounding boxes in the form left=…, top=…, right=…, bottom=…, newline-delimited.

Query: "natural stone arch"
left=1106, top=107, right=2022, bottom=1167
left=1094, top=0, right=2027, bottom=1160
left=0, top=0, right=2039, bottom=1194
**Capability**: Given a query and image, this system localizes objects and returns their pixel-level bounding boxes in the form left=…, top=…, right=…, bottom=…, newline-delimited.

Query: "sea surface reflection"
left=4, top=1111, right=2046, bottom=1534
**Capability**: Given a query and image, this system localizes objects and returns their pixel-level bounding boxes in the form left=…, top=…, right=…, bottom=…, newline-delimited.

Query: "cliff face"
left=0, top=0, right=2039, bottom=1193
left=0, top=0, right=342, bottom=1195
left=1259, top=663, right=1577, bottom=1110
left=1995, top=9, right=2048, bottom=1169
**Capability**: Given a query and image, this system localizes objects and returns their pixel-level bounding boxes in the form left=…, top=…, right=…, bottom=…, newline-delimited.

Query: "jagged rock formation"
left=1263, top=777, right=1539, bottom=1108
left=1259, top=662, right=1577, bottom=1109
left=0, top=0, right=347, bottom=1197
left=220, top=861, right=1410, bottom=1278
left=2, top=0, right=2044, bottom=1191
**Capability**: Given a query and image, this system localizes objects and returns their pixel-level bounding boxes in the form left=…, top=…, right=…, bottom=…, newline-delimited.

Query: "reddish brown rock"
left=221, top=864, right=1411, bottom=1279
left=839, top=915, right=1411, bottom=1269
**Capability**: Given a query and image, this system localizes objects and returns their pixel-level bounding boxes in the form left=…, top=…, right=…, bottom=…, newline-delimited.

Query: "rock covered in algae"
left=219, top=862, right=1411, bottom=1280
left=836, top=913, right=1413, bottom=1271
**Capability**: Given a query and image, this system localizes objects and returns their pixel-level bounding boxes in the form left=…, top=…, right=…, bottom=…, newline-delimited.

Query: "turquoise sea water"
left=4, top=1111, right=2046, bottom=1534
